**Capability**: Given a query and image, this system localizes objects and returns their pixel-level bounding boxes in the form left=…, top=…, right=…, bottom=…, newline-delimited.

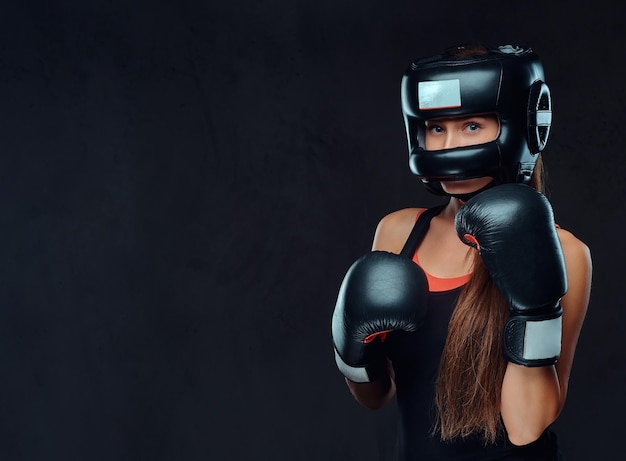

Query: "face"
left=424, top=114, right=500, bottom=195
left=424, top=114, right=499, bottom=150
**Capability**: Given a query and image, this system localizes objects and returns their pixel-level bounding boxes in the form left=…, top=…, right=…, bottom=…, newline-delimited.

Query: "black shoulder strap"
left=400, top=204, right=447, bottom=259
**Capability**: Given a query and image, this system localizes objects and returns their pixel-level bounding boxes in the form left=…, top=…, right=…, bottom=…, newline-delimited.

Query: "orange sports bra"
left=412, top=252, right=472, bottom=292
left=409, top=208, right=472, bottom=293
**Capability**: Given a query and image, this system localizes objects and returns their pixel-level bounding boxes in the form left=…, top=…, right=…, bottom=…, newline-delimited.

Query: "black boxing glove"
left=331, top=251, right=429, bottom=382
left=455, top=183, right=568, bottom=367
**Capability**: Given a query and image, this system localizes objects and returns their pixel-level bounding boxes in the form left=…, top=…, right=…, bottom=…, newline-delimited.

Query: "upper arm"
left=555, top=228, right=593, bottom=409
left=372, top=208, right=424, bottom=253
left=500, top=228, right=592, bottom=442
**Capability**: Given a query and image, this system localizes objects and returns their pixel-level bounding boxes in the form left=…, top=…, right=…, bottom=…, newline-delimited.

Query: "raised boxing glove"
left=331, top=251, right=429, bottom=382
left=454, top=183, right=568, bottom=367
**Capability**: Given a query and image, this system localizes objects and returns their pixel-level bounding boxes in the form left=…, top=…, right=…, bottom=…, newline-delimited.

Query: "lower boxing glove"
left=331, top=251, right=429, bottom=382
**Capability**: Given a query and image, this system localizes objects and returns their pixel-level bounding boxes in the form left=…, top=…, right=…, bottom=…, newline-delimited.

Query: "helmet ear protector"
left=401, top=45, right=552, bottom=195
left=528, top=80, right=552, bottom=153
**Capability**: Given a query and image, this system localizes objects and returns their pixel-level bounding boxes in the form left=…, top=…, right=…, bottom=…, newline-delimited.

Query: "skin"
left=345, top=115, right=593, bottom=446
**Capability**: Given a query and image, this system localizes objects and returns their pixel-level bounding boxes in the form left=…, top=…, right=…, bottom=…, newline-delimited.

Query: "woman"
left=331, top=44, right=592, bottom=460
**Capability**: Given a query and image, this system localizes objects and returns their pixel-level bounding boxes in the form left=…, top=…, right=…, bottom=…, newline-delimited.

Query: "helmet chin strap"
left=448, top=179, right=497, bottom=202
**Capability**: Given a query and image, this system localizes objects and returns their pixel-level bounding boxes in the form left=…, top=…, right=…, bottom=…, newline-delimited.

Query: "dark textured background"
left=0, top=1, right=622, bottom=459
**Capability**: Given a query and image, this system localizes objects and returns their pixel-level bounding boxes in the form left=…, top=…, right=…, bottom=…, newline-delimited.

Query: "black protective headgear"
left=401, top=44, right=552, bottom=195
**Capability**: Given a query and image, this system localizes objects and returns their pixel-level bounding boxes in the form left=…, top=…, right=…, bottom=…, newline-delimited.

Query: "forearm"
left=346, top=373, right=396, bottom=410
left=500, top=363, right=561, bottom=445
left=344, top=358, right=396, bottom=410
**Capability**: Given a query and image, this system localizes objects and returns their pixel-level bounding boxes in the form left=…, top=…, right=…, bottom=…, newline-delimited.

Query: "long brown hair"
left=434, top=158, right=545, bottom=443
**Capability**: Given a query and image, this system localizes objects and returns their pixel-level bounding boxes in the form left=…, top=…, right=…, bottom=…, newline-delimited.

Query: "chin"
left=440, top=178, right=494, bottom=195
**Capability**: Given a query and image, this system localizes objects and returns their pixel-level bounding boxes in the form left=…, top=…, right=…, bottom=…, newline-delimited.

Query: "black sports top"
left=386, top=205, right=564, bottom=461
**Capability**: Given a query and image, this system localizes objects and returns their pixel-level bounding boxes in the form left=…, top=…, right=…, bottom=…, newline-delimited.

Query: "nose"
left=442, top=131, right=460, bottom=149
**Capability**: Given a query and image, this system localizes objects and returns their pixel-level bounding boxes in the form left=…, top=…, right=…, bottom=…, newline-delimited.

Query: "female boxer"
left=331, top=44, right=592, bottom=460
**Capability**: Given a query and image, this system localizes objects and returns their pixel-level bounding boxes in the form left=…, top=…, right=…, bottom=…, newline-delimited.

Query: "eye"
left=464, top=122, right=482, bottom=132
left=427, top=124, right=444, bottom=134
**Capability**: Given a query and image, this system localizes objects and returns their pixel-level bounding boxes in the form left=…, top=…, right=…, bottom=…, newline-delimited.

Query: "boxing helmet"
left=401, top=44, right=552, bottom=195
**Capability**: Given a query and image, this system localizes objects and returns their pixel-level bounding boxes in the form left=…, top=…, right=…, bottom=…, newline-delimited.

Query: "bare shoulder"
left=556, top=227, right=592, bottom=319
left=372, top=207, right=426, bottom=253
left=556, top=228, right=593, bottom=275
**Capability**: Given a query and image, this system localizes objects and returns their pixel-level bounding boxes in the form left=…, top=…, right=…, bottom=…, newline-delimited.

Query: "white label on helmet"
left=418, top=79, right=461, bottom=110
left=498, top=44, right=525, bottom=54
